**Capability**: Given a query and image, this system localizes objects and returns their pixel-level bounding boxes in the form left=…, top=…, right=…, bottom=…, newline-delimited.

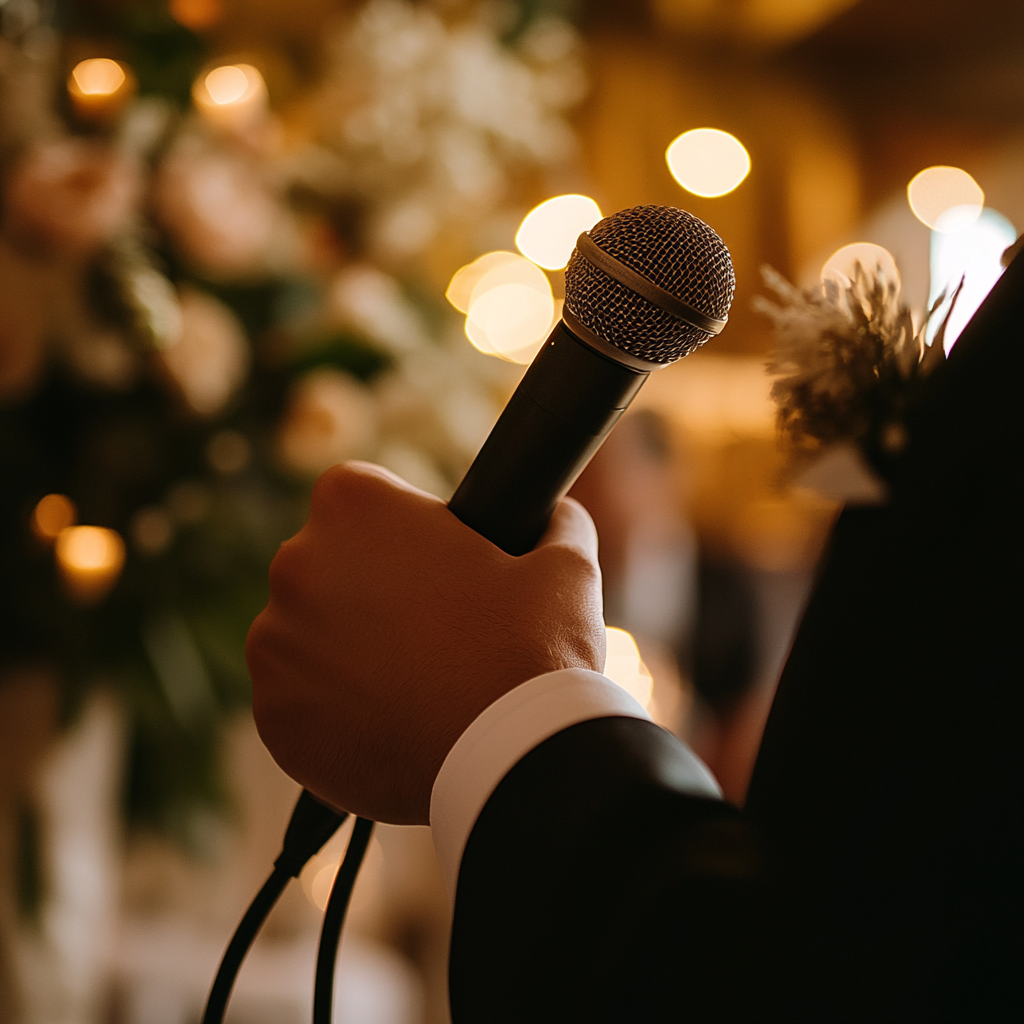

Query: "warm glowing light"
left=205, top=66, right=250, bottom=105
left=192, top=64, right=268, bottom=129
left=449, top=252, right=556, bottom=363
left=55, top=526, right=126, bottom=604
left=929, top=208, right=1016, bottom=352
left=67, top=59, right=135, bottom=123
left=70, top=59, right=126, bottom=96
left=31, top=494, right=77, bottom=542
left=666, top=128, right=750, bottom=198
left=907, top=166, right=984, bottom=233
left=821, top=242, right=900, bottom=292
left=461, top=254, right=554, bottom=363
left=603, top=627, right=653, bottom=709
left=446, top=251, right=522, bottom=313
left=170, top=0, right=223, bottom=32
left=515, top=194, right=602, bottom=270
left=311, top=861, right=339, bottom=911
left=465, top=285, right=554, bottom=363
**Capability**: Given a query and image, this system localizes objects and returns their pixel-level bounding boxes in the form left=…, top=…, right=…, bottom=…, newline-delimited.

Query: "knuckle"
left=311, top=461, right=385, bottom=521
left=545, top=542, right=600, bottom=583
left=267, top=539, right=297, bottom=594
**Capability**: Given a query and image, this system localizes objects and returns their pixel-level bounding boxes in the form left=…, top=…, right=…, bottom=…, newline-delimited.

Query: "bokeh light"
left=206, top=429, right=252, bottom=475
left=515, top=194, right=602, bottom=270
left=666, top=128, right=750, bottom=198
left=69, top=58, right=126, bottom=97
left=603, top=626, right=653, bottom=709
left=170, top=0, right=223, bottom=32
left=907, top=166, right=984, bottom=233
left=445, top=251, right=522, bottom=313
left=448, top=252, right=555, bottom=363
left=31, top=494, right=77, bottom=542
left=191, top=64, right=268, bottom=127
left=131, top=507, right=174, bottom=556
left=311, top=861, right=339, bottom=911
left=205, top=66, right=251, bottom=105
left=929, top=208, right=1016, bottom=352
left=55, top=526, right=126, bottom=605
left=821, top=242, right=900, bottom=292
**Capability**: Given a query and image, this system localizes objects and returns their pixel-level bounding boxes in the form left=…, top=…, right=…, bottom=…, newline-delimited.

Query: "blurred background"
left=0, top=0, right=1020, bottom=1021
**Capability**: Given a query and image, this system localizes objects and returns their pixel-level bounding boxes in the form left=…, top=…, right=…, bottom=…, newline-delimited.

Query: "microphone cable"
left=201, top=790, right=348, bottom=1024
left=312, top=816, right=375, bottom=1024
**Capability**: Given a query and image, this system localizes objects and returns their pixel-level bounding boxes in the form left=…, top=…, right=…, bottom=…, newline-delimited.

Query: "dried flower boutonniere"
left=756, top=262, right=960, bottom=504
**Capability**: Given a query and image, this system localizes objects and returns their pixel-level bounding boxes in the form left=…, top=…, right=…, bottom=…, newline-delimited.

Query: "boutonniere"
left=756, top=262, right=960, bottom=505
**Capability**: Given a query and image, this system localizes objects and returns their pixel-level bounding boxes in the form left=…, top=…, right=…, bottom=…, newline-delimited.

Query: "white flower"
left=328, top=265, right=430, bottom=353
left=277, top=367, right=377, bottom=477
left=158, top=287, right=249, bottom=416
left=311, top=0, right=582, bottom=257
left=3, top=139, right=141, bottom=257
left=154, top=134, right=280, bottom=277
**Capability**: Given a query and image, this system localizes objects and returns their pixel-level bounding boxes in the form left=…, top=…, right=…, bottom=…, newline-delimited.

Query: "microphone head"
left=564, top=205, right=735, bottom=365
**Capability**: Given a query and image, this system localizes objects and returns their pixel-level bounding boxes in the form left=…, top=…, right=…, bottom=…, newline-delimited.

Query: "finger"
left=534, top=496, right=600, bottom=564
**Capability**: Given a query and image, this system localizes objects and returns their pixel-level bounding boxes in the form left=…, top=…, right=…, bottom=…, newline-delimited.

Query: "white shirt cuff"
left=430, top=667, right=717, bottom=900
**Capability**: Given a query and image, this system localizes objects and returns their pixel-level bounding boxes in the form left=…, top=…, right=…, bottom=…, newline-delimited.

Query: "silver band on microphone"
left=575, top=231, right=728, bottom=336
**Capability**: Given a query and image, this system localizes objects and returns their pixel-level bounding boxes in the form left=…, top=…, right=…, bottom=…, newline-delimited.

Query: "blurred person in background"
left=569, top=409, right=760, bottom=798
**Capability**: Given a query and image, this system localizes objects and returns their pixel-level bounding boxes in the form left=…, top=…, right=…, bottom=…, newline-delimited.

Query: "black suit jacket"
left=449, top=253, right=1022, bottom=1022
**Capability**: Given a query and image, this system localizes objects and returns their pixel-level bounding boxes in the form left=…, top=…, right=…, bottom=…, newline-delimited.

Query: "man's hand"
left=246, top=462, right=605, bottom=825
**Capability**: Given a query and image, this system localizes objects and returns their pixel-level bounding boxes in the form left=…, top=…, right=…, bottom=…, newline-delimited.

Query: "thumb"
left=534, top=496, right=600, bottom=566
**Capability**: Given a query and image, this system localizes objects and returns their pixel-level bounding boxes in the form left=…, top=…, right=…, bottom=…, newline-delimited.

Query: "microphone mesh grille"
left=564, top=205, right=735, bottom=364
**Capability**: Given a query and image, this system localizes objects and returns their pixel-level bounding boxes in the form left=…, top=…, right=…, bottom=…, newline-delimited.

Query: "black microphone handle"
left=448, top=321, right=649, bottom=556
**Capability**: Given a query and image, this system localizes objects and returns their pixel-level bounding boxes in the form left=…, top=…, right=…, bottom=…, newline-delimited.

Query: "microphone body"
left=449, top=322, right=647, bottom=555
left=449, top=204, right=734, bottom=556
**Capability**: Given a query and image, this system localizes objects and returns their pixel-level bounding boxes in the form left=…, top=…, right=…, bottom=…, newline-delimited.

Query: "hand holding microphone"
left=246, top=204, right=734, bottom=820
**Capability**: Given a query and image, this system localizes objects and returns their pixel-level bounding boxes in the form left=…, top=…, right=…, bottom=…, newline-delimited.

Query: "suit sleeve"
left=448, top=717, right=770, bottom=1023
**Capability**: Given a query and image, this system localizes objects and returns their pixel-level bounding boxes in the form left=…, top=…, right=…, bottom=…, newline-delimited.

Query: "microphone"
left=449, top=204, right=735, bottom=555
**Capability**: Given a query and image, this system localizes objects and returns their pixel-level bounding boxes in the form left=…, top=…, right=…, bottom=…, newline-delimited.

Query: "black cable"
left=313, top=816, right=375, bottom=1024
left=202, top=791, right=348, bottom=1024
left=201, top=865, right=291, bottom=1024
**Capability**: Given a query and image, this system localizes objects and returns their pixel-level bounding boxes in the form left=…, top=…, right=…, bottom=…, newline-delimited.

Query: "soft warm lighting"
left=311, top=861, right=339, bottom=911
left=70, top=58, right=125, bottom=96
left=666, top=128, right=750, bottom=198
left=821, top=242, right=900, bottom=292
left=603, top=627, right=653, bottom=709
left=67, top=59, right=135, bottom=122
left=31, top=494, right=77, bottom=542
left=515, top=194, right=602, bottom=270
left=448, top=252, right=555, bottom=363
left=446, top=251, right=522, bottom=313
left=205, top=66, right=250, bottom=105
left=929, top=208, right=1016, bottom=352
left=55, top=526, right=126, bottom=604
left=463, top=254, right=554, bottom=363
left=192, top=64, right=268, bottom=129
left=908, top=166, right=984, bottom=233
left=170, top=0, right=223, bottom=31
